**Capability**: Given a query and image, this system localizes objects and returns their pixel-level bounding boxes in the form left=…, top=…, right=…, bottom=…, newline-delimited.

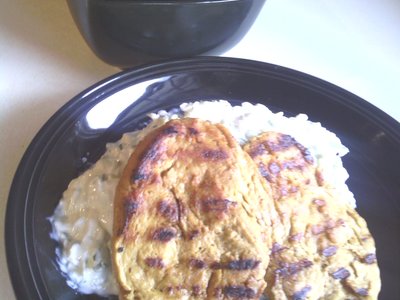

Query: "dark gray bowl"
left=67, top=0, right=266, bottom=68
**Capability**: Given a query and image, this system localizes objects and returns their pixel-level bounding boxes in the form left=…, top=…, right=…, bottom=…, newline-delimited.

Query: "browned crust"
left=244, top=131, right=381, bottom=300
left=112, top=118, right=278, bottom=299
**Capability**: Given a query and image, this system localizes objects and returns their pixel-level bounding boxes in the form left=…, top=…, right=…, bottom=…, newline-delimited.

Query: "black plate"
left=6, top=57, right=400, bottom=300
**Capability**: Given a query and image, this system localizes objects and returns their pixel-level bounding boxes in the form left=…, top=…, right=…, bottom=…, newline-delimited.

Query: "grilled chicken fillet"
left=112, top=119, right=282, bottom=300
left=244, top=132, right=381, bottom=300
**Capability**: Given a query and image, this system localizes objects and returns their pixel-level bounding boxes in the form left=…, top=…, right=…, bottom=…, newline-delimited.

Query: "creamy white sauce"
left=50, top=100, right=354, bottom=296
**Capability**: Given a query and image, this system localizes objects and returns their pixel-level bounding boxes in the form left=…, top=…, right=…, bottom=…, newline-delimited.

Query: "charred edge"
left=125, top=200, right=140, bottom=218
left=331, top=268, right=350, bottom=280
left=131, top=138, right=165, bottom=183
left=202, top=149, right=228, bottom=161
left=189, top=230, right=200, bottom=240
left=157, top=200, right=178, bottom=222
left=131, top=170, right=148, bottom=183
left=249, top=143, right=267, bottom=158
left=258, top=163, right=272, bottom=182
left=280, top=134, right=297, bottom=148
left=295, top=142, right=314, bottom=164
left=188, top=127, right=199, bottom=135
left=202, top=199, right=237, bottom=213
left=190, top=259, right=206, bottom=269
left=223, top=286, right=256, bottom=298
left=275, top=259, right=313, bottom=278
left=264, top=134, right=296, bottom=153
left=292, top=286, right=312, bottom=300
left=162, top=125, right=179, bottom=135
left=362, top=253, right=376, bottom=264
left=151, top=227, right=176, bottom=242
left=145, top=257, right=164, bottom=268
left=322, top=245, right=338, bottom=257
left=272, top=242, right=289, bottom=253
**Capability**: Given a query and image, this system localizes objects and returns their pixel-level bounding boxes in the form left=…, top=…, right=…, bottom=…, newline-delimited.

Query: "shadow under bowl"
left=67, top=0, right=266, bottom=68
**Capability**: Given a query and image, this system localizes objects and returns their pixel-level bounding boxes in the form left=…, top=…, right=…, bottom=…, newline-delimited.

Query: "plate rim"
left=5, top=56, right=400, bottom=299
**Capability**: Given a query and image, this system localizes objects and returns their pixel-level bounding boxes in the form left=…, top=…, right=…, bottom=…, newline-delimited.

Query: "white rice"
left=49, top=100, right=354, bottom=296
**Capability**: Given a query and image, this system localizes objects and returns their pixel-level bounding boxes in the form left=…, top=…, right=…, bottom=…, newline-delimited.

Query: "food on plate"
left=244, top=132, right=380, bottom=299
left=49, top=100, right=378, bottom=298
left=112, top=118, right=283, bottom=299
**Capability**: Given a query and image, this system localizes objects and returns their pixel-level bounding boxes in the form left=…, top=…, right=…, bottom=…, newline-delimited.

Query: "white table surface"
left=1, top=0, right=399, bottom=298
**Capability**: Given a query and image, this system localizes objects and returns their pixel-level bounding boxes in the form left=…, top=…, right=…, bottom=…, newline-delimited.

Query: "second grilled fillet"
left=112, top=119, right=282, bottom=300
left=243, top=132, right=381, bottom=300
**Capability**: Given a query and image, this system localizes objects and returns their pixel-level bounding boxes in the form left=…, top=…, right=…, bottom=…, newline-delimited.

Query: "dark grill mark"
left=281, top=160, right=306, bottom=171
left=210, top=262, right=222, bottom=269
left=131, top=137, right=167, bottom=183
left=188, top=127, right=199, bottom=135
left=322, top=245, right=338, bottom=257
left=151, top=227, right=177, bottom=242
left=131, top=171, right=147, bottom=182
left=353, top=288, right=369, bottom=296
left=210, top=260, right=260, bottom=271
left=202, top=149, right=228, bottom=160
left=296, top=142, right=314, bottom=164
left=227, top=259, right=260, bottom=270
left=162, top=125, right=179, bottom=135
left=202, top=199, right=237, bottom=213
left=262, top=134, right=296, bottom=153
left=189, top=259, right=206, bottom=269
left=275, top=259, right=313, bottom=278
left=363, top=253, right=376, bottom=264
left=145, top=257, right=164, bottom=268
left=157, top=200, right=178, bottom=221
left=331, top=267, right=350, bottom=280
left=269, top=162, right=281, bottom=175
left=223, top=286, right=256, bottom=298
left=125, top=200, right=140, bottom=217
left=272, top=242, right=288, bottom=253
left=292, top=286, right=312, bottom=300
left=258, top=163, right=272, bottom=181
left=249, top=143, right=267, bottom=158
